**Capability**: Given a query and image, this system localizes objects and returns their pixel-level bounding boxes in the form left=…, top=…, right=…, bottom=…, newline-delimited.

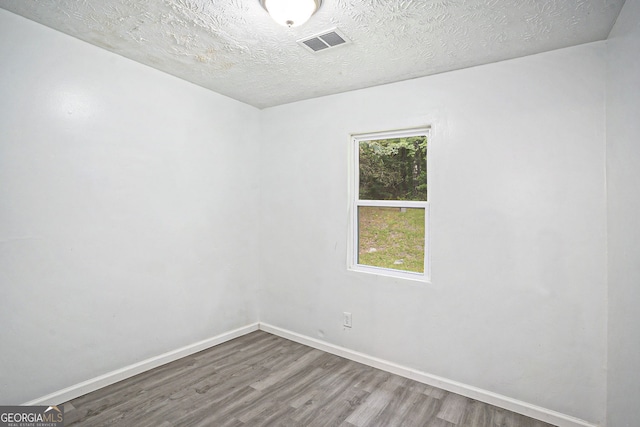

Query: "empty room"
left=1, top=0, right=638, bottom=426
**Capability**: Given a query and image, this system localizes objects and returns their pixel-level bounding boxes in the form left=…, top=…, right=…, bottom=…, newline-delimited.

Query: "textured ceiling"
left=0, top=0, right=625, bottom=108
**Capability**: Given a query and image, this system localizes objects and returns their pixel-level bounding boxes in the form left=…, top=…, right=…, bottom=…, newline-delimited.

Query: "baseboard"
left=23, top=322, right=260, bottom=406
left=22, top=321, right=598, bottom=427
left=258, top=323, right=597, bottom=427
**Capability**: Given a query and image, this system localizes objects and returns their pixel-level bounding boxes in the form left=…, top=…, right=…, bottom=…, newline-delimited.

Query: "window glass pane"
left=358, top=206, right=425, bottom=273
left=359, top=136, right=427, bottom=201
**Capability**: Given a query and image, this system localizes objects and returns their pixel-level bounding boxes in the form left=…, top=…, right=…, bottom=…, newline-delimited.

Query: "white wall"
left=259, top=43, right=608, bottom=424
left=0, top=9, right=260, bottom=404
left=606, top=0, right=640, bottom=425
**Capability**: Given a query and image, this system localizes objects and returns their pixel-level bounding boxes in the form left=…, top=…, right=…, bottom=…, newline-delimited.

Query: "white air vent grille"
left=298, top=28, right=350, bottom=53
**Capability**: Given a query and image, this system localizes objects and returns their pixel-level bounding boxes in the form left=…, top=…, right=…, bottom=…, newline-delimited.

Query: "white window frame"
left=348, top=127, right=430, bottom=282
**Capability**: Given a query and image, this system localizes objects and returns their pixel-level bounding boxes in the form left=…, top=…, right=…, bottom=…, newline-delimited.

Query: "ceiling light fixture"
left=260, top=0, right=322, bottom=28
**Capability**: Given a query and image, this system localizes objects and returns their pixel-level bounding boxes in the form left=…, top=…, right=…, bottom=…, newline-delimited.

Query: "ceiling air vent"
left=298, top=28, right=350, bottom=53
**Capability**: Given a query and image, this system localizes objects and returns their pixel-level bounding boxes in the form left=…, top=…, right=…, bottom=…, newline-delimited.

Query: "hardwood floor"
left=63, top=331, right=556, bottom=427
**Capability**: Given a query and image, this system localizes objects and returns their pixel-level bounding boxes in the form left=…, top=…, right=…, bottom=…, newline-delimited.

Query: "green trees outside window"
left=359, top=136, right=427, bottom=202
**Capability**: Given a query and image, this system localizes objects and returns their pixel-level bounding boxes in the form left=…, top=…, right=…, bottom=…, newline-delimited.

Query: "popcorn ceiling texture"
left=0, top=0, right=624, bottom=108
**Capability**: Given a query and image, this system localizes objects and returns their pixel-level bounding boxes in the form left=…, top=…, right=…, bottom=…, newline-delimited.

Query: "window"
left=349, top=128, right=430, bottom=281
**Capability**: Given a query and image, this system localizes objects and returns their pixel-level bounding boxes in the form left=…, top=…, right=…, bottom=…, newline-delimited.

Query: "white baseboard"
left=258, top=323, right=597, bottom=427
left=23, top=323, right=260, bottom=406
left=22, top=321, right=597, bottom=427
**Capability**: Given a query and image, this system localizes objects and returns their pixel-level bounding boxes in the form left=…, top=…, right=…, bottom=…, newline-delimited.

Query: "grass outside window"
left=358, top=207, right=425, bottom=273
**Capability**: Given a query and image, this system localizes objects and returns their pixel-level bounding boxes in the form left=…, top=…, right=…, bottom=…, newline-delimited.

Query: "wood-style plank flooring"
left=63, top=331, right=556, bottom=426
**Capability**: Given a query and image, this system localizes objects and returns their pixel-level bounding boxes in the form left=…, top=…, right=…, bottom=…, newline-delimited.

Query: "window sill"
left=348, top=264, right=431, bottom=284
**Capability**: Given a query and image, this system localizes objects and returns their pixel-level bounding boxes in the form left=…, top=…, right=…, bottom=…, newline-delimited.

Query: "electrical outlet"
left=343, top=312, right=352, bottom=328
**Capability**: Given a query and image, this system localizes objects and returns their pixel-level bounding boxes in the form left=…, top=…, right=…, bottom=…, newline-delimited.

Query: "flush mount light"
left=260, top=0, right=322, bottom=27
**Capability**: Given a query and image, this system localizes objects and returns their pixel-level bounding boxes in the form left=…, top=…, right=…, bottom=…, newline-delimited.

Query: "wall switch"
left=343, top=312, right=352, bottom=328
